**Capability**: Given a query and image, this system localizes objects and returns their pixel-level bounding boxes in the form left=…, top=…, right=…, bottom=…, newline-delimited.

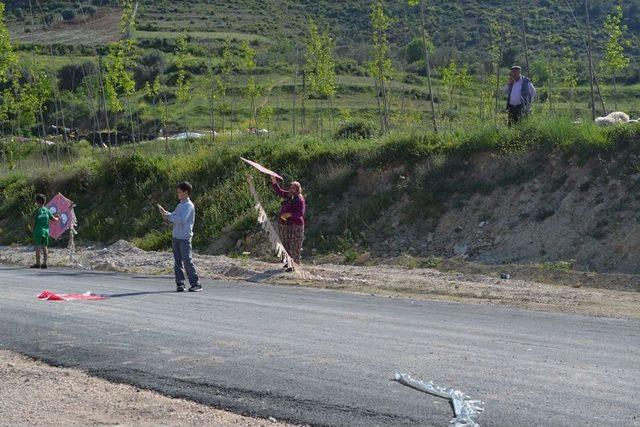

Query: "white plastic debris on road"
left=394, top=372, right=484, bottom=427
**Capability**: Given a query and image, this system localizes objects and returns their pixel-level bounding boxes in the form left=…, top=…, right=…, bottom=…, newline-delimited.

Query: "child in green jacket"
left=31, top=194, right=59, bottom=269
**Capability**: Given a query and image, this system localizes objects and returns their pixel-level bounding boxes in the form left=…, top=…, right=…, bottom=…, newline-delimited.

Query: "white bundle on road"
left=394, top=372, right=485, bottom=427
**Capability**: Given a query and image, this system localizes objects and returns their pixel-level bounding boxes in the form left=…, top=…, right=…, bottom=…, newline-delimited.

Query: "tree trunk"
left=494, top=26, right=505, bottom=122
left=419, top=0, right=437, bottom=133
left=301, top=70, right=306, bottom=132
left=209, top=57, right=216, bottom=143
left=125, top=95, right=136, bottom=150
left=292, top=44, right=298, bottom=136
left=519, top=0, right=530, bottom=76
left=585, top=0, right=597, bottom=121
left=548, top=59, right=554, bottom=113
left=276, top=90, right=280, bottom=133
left=97, top=56, right=112, bottom=159
left=613, top=75, right=618, bottom=111
left=569, top=88, right=574, bottom=118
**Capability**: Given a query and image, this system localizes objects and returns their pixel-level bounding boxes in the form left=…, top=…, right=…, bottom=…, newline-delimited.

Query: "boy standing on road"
left=31, top=194, right=59, bottom=269
left=158, top=182, right=202, bottom=292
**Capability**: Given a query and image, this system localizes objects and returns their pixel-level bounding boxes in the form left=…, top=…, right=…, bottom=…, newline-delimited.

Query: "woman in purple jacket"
left=271, top=175, right=306, bottom=270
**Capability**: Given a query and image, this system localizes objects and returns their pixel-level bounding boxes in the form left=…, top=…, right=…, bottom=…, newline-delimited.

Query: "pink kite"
left=240, top=157, right=283, bottom=180
left=46, top=193, right=76, bottom=240
left=37, top=290, right=106, bottom=301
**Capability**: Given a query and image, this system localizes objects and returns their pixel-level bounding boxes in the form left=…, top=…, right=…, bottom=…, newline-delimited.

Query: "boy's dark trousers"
left=172, top=238, right=199, bottom=286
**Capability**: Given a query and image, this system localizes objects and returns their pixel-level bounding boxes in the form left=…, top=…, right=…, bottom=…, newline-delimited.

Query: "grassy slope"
left=1, top=118, right=638, bottom=259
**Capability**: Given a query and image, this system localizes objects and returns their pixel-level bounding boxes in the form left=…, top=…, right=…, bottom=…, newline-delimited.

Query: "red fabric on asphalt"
left=37, top=290, right=107, bottom=301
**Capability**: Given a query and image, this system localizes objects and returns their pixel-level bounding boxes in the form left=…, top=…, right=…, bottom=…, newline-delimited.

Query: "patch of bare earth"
left=0, top=350, right=291, bottom=427
left=10, top=8, right=121, bottom=45
left=0, top=241, right=639, bottom=320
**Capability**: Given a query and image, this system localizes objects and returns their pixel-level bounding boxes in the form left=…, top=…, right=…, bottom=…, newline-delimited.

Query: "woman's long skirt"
left=278, top=223, right=304, bottom=264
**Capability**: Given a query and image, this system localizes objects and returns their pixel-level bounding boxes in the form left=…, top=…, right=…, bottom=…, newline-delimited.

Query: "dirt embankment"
left=233, top=149, right=640, bottom=274
left=2, top=241, right=639, bottom=320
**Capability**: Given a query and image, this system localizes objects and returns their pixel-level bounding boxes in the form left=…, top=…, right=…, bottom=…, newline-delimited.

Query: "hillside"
left=5, top=0, right=640, bottom=67
left=2, top=1, right=640, bottom=277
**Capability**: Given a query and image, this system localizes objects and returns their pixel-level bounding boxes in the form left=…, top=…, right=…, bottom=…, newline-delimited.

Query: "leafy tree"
left=241, top=41, right=260, bottom=127
left=0, top=3, right=17, bottom=86
left=257, top=104, right=273, bottom=130
left=146, top=75, right=171, bottom=153
left=440, top=61, right=470, bottom=128
left=104, top=41, right=136, bottom=139
left=305, top=20, right=336, bottom=134
left=119, top=0, right=137, bottom=39
left=455, top=64, right=471, bottom=112
left=217, top=39, right=235, bottom=132
left=370, top=0, right=393, bottom=133
left=440, top=61, right=457, bottom=123
left=175, top=32, right=191, bottom=137
left=602, top=5, right=630, bottom=110
left=559, top=47, right=579, bottom=117
left=305, top=20, right=323, bottom=133
left=0, top=3, right=22, bottom=142
left=104, top=1, right=138, bottom=146
left=19, top=65, right=52, bottom=136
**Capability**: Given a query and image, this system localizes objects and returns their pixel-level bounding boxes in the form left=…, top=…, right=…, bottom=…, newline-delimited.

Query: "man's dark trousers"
left=508, top=104, right=524, bottom=126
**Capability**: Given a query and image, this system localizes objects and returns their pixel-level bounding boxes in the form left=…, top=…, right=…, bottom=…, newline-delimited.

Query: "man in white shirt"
left=504, top=65, right=536, bottom=126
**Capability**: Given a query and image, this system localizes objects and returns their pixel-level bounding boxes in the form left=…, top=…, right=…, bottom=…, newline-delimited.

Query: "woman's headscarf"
left=290, top=181, right=302, bottom=196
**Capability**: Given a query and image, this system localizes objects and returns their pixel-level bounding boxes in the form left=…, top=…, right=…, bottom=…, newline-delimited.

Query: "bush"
left=57, top=62, right=98, bottom=92
left=133, top=230, right=172, bottom=251
left=13, top=8, right=25, bottom=21
left=61, top=9, right=77, bottom=21
left=78, top=4, right=98, bottom=16
left=43, top=13, right=56, bottom=25
left=334, top=121, right=376, bottom=140
left=133, top=51, right=166, bottom=89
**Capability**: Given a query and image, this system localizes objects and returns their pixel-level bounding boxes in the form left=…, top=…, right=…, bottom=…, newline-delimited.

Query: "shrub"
left=61, top=9, right=77, bottom=21
left=57, top=62, right=98, bottom=92
left=334, top=121, right=376, bottom=140
left=43, top=13, right=56, bottom=25
left=133, top=230, right=172, bottom=251
left=78, top=4, right=98, bottom=16
left=13, top=8, right=25, bottom=20
left=133, top=51, right=166, bottom=89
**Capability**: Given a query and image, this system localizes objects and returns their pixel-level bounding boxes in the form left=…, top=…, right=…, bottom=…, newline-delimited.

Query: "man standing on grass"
left=504, top=65, right=536, bottom=126
left=158, top=182, right=202, bottom=293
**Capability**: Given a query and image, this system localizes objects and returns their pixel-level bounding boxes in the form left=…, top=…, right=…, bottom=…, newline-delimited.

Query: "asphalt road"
left=0, top=266, right=638, bottom=426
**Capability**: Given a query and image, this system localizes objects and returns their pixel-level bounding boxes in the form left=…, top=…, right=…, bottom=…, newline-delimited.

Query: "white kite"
left=240, top=157, right=283, bottom=180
